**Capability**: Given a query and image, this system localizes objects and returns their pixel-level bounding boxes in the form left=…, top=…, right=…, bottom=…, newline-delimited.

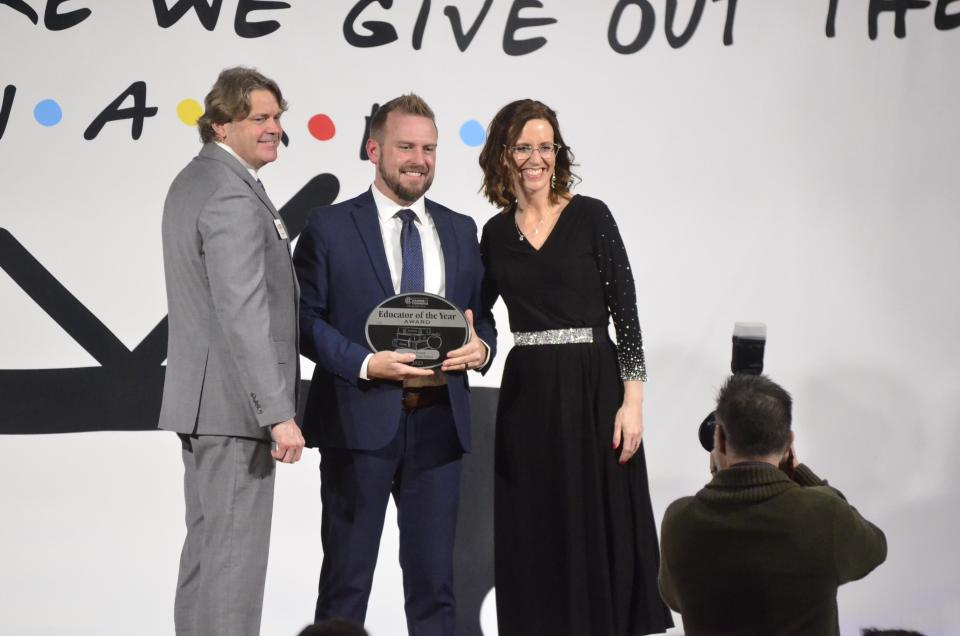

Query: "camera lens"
left=699, top=411, right=717, bottom=451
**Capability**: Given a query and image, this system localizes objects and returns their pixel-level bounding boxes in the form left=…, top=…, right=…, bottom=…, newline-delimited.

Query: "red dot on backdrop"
left=308, top=114, right=336, bottom=141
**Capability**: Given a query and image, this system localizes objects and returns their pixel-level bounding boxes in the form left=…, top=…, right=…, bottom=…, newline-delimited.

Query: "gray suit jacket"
left=159, top=143, right=299, bottom=439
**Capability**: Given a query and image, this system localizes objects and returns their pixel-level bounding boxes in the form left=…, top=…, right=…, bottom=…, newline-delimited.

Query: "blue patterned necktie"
left=396, top=209, right=424, bottom=293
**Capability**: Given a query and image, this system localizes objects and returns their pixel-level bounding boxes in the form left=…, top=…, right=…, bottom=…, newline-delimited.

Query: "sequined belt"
left=512, top=326, right=607, bottom=347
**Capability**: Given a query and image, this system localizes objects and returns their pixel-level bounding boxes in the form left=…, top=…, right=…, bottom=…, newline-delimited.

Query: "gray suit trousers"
left=175, top=434, right=275, bottom=636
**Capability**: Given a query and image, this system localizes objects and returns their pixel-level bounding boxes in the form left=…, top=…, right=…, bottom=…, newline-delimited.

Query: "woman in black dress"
left=477, top=100, right=673, bottom=636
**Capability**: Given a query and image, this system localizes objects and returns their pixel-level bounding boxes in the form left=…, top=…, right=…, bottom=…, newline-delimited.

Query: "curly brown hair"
left=478, top=99, right=578, bottom=210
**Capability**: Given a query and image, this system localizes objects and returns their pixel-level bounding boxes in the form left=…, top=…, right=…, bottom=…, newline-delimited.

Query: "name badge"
left=274, top=219, right=289, bottom=240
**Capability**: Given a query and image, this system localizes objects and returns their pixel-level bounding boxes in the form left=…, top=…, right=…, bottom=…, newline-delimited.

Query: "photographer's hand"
left=613, top=381, right=644, bottom=464
left=779, top=443, right=799, bottom=480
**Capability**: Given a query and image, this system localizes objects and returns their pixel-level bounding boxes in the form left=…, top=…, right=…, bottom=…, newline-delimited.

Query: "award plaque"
left=365, top=293, right=470, bottom=369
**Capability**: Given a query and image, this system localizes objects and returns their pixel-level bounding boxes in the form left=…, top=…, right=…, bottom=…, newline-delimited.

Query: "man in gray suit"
left=159, top=67, right=305, bottom=636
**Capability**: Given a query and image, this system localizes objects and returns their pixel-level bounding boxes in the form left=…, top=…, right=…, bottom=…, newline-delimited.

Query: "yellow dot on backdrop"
left=176, top=99, right=203, bottom=126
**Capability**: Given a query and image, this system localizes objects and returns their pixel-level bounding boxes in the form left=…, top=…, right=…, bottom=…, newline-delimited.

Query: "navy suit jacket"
left=293, top=189, right=496, bottom=452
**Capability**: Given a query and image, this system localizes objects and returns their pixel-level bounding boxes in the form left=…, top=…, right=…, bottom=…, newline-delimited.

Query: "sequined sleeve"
left=593, top=200, right=647, bottom=381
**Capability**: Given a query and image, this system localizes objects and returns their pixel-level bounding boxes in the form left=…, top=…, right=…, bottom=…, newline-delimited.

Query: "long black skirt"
left=493, top=339, right=674, bottom=636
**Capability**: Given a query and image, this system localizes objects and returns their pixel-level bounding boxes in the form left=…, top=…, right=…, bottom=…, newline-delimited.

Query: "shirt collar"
left=215, top=142, right=259, bottom=180
left=370, top=182, right=427, bottom=224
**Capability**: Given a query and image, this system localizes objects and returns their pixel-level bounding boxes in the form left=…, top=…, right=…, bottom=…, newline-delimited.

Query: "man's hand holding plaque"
left=368, top=351, right=436, bottom=381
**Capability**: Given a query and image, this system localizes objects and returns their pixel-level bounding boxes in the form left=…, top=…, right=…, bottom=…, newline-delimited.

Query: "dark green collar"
left=697, top=463, right=798, bottom=504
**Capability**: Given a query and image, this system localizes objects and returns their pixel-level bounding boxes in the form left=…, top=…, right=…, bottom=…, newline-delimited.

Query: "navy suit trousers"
left=315, top=400, right=463, bottom=636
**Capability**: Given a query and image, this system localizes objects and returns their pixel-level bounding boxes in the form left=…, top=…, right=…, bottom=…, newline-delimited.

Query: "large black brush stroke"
left=1, top=173, right=339, bottom=434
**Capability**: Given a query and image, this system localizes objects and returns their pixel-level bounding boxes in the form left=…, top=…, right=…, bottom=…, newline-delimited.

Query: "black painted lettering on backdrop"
left=503, top=0, right=557, bottom=56
left=412, top=0, right=430, bottom=49
left=445, top=0, right=494, bottom=52
left=344, top=0, right=398, bottom=47
left=360, top=102, right=379, bottom=160
left=0, top=85, right=15, bottom=140
left=83, top=81, right=159, bottom=141
left=43, top=0, right=90, bottom=29
left=608, top=0, right=656, bottom=54
left=714, top=0, right=737, bottom=45
left=869, top=0, right=931, bottom=39
left=234, top=0, right=289, bottom=38
left=152, top=0, right=223, bottom=30
left=1, top=0, right=39, bottom=24
left=665, top=0, right=705, bottom=48
left=826, top=0, right=839, bottom=36
left=935, top=0, right=960, bottom=29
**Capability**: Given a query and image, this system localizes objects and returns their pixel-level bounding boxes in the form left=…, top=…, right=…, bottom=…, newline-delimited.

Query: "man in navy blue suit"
left=293, top=94, right=496, bottom=636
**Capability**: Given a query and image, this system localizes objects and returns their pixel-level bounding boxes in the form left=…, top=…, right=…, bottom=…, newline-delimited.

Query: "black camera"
left=698, top=323, right=767, bottom=451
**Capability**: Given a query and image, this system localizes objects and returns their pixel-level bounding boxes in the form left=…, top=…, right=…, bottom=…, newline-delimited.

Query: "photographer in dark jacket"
left=659, top=374, right=887, bottom=636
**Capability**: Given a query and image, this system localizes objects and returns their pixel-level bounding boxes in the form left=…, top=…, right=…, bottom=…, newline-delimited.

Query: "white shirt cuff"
left=479, top=339, right=491, bottom=369
left=359, top=353, right=373, bottom=380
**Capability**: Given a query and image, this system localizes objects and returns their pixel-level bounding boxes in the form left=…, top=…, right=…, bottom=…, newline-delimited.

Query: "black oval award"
left=365, top=293, right=469, bottom=369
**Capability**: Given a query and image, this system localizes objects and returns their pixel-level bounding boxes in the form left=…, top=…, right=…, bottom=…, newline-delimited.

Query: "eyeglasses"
left=504, top=143, right=562, bottom=159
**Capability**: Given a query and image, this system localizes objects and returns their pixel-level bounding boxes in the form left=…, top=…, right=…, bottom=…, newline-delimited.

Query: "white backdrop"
left=2, top=1, right=959, bottom=634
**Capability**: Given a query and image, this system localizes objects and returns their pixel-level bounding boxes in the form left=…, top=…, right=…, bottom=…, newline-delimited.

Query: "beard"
left=379, top=161, right=433, bottom=203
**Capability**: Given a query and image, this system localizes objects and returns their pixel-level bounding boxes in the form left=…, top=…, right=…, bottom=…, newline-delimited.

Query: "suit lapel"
left=200, top=143, right=280, bottom=220
left=351, top=190, right=395, bottom=297
left=428, top=200, right=458, bottom=301
left=252, top=181, right=280, bottom=219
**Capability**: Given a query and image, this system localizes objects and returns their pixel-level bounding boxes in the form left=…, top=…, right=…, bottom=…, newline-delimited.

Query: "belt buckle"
left=402, top=390, right=421, bottom=410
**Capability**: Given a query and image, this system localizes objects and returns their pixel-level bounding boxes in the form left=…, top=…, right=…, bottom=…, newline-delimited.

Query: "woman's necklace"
left=514, top=204, right=558, bottom=243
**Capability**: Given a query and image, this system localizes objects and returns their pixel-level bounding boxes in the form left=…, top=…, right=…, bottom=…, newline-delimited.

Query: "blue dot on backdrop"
left=34, top=99, right=63, bottom=127
left=459, top=119, right=485, bottom=147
